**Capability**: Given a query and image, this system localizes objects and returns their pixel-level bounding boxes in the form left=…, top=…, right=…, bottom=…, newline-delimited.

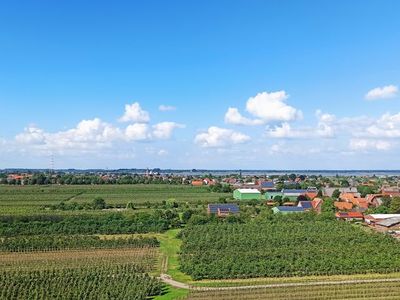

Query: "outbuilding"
left=375, top=217, right=400, bottom=233
left=233, top=189, right=261, bottom=200
left=272, top=206, right=305, bottom=214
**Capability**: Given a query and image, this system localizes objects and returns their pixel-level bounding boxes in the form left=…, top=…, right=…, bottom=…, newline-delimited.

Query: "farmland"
left=2, top=182, right=400, bottom=299
left=0, top=233, right=164, bottom=299
left=179, top=214, right=400, bottom=279
left=0, top=264, right=162, bottom=299
left=0, top=184, right=227, bottom=214
left=187, top=280, right=400, bottom=300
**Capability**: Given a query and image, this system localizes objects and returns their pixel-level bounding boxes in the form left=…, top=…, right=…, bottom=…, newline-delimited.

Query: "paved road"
left=159, top=274, right=400, bottom=291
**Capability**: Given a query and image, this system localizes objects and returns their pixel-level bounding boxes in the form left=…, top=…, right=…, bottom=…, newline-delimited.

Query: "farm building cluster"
left=206, top=180, right=400, bottom=239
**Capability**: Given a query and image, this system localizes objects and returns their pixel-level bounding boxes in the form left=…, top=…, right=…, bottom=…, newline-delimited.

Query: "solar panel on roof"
left=208, top=204, right=239, bottom=214
left=299, top=201, right=313, bottom=209
left=276, top=206, right=305, bottom=212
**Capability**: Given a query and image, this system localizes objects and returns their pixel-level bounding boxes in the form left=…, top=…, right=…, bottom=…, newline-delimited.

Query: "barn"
left=233, top=189, right=261, bottom=200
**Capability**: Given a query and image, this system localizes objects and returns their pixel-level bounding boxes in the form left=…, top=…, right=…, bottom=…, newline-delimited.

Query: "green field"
left=0, top=184, right=228, bottom=214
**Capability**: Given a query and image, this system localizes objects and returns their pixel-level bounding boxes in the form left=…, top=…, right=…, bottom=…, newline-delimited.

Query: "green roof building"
left=233, top=189, right=261, bottom=200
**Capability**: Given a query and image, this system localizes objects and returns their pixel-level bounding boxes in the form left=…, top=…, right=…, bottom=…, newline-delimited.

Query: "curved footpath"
left=159, top=274, right=400, bottom=291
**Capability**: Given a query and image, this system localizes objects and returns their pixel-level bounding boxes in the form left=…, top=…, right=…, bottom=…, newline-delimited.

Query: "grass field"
left=0, top=184, right=228, bottom=214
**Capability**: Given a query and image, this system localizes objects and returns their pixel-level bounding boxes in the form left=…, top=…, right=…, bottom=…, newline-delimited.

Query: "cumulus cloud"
left=362, top=112, right=400, bottom=138
left=265, top=110, right=335, bottom=139
left=119, top=102, right=150, bottom=122
left=224, top=107, right=263, bottom=125
left=365, top=85, right=398, bottom=100
left=15, top=126, right=46, bottom=144
left=159, top=105, right=176, bottom=111
left=12, top=101, right=185, bottom=155
left=349, top=139, right=392, bottom=151
left=246, top=91, right=302, bottom=122
left=265, top=123, right=308, bottom=138
left=194, top=126, right=250, bottom=148
left=125, top=123, right=151, bottom=141
left=152, top=122, right=185, bottom=139
left=15, top=118, right=123, bottom=153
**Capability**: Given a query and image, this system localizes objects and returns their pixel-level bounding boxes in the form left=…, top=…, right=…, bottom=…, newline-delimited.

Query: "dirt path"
left=159, top=275, right=400, bottom=291
left=159, top=274, right=191, bottom=289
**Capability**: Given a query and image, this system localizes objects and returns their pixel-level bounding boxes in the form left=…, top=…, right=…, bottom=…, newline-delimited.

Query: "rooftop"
left=208, top=203, right=239, bottom=214
left=376, top=217, right=400, bottom=227
left=236, top=188, right=261, bottom=194
left=275, top=206, right=305, bottom=212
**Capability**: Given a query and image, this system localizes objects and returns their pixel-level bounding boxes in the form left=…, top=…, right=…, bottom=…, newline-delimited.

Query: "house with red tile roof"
left=334, top=201, right=353, bottom=210
left=191, top=180, right=203, bottom=186
left=311, top=198, right=323, bottom=214
left=365, top=194, right=384, bottom=207
left=335, top=211, right=364, bottom=221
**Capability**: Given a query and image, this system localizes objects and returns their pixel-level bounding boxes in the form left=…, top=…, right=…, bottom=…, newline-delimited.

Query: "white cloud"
left=365, top=85, right=398, bottom=100
left=158, top=149, right=168, bottom=156
left=265, top=111, right=335, bottom=139
left=152, top=122, right=185, bottom=139
left=14, top=118, right=124, bottom=154
left=125, top=123, right=151, bottom=141
left=119, top=102, right=150, bottom=122
left=15, top=126, right=46, bottom=144
left=349, top=139, right=392, bottom=151
left=246, top=91, right=302, bottom=122
left=224, top=107, right=263, bottom=125
left=159, top=105, right=176, bottom=111
left=357, top=113, right=400, bottom=138
left=265, top=123, right=308, bottom=138
left=194, top=126, right=250, bottom=148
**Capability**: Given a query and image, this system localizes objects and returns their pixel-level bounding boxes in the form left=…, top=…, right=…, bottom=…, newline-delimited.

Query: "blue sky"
left=1, top=0, right=400, bottom=169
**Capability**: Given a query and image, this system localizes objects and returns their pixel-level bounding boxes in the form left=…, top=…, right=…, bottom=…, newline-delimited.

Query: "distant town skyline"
left=1, top=1, right=400, bottom=169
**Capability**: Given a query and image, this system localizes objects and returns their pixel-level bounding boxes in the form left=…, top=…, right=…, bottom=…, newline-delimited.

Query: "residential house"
left=323, top=187, right=358, bottom=197
left=365, top=194, right=384, bottom=207
left=335, top=212, right=364, bottom=221
left=381, top=186, right=400, bottom=197
left=207, top=204, right=239, bottom=217
left=311, top=198, right=323, bottom=214
left=297, top=201, right=313, bottom=211
left=259, top=181, right=275, bottom=191
left=334, top=202, right=353, bottom=210
left=191, top=180, right=203, bottom=186
left=203, top=178, right=216, bottom=185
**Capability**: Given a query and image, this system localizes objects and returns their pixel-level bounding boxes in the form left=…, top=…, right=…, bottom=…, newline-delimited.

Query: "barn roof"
left=208, top=204, right=239, bottom=214
left=376, top=217, right=400, bottom=227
